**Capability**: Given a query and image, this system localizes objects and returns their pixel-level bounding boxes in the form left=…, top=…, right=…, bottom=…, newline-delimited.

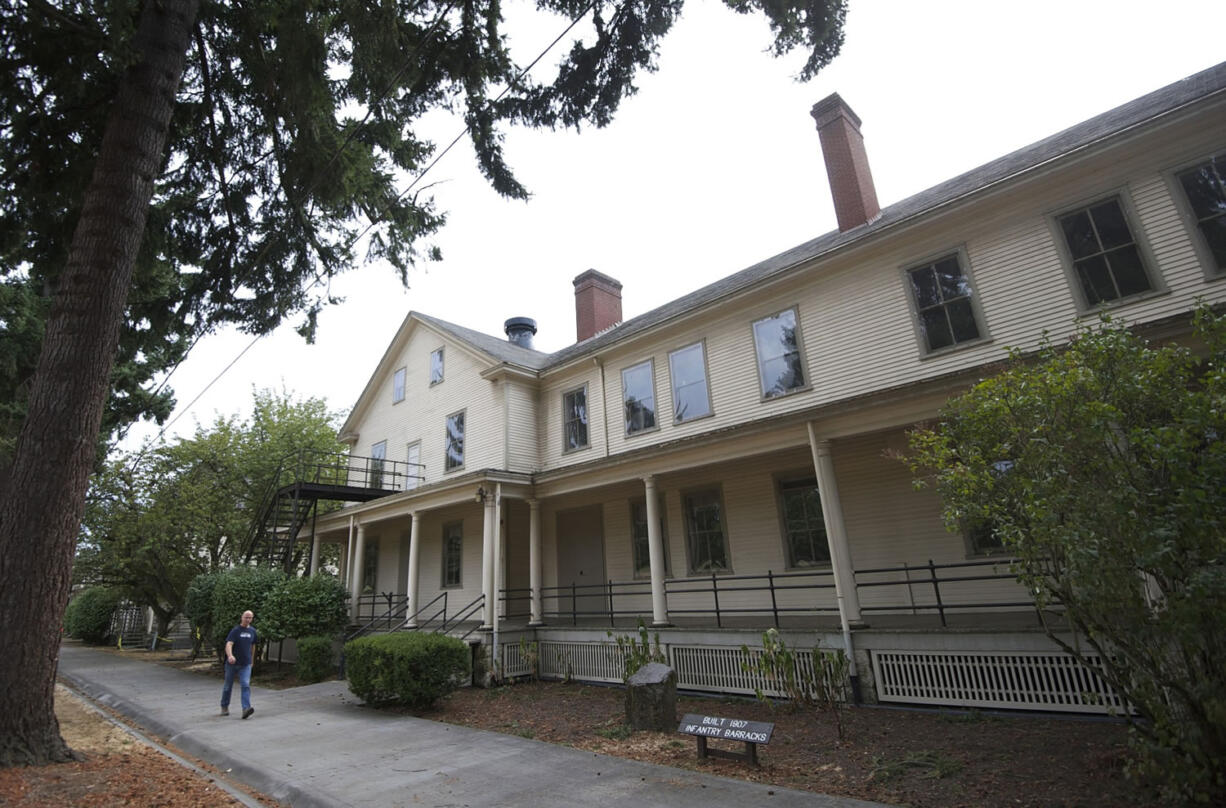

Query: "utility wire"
left=120, top=3, right=598, bottom=461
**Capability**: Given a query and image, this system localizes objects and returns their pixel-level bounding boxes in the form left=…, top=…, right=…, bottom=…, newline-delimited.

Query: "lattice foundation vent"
left=872, top=649, right=1128, bottom=714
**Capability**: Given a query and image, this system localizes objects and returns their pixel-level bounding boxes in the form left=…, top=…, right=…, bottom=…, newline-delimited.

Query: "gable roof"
left=413, top=312, right=551, bottom=371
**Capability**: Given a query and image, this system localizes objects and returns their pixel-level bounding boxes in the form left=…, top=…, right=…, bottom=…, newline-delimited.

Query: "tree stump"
left=625, top=662, right=677, bottom=731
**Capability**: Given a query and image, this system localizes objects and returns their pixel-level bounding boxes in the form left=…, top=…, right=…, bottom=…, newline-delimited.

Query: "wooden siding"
left=503, top=380, right=539, bottom=473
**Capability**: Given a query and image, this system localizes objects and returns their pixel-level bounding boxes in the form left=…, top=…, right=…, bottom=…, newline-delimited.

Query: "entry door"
left=555, top=505, right=607, bottom=621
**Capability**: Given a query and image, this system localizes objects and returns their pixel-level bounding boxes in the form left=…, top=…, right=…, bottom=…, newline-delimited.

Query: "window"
left=906, top=253, right=982, bottom=352
left=1175, top=153, right=1226, bottom=274
left=752, top=308, right=806, bottom=398
left=444, top=410, right=464, bottom=471
left=777, top=479, right=830, bottom=568
left=1056, top=196, right=1153, bottom=306
left=430, top=348, right=444, bottom=385
left=405, top=441, right=421, bottom=490
left=630, top=497, right=669, bottom=578
left=668, top=342, right=712, bottom=422
left=370, top=440, right=387, bottom=489
left=441, top=522, right=462, bottom=587
left=362, top=538, right=379, bottom=593
left=392, top=367, right=406, bottom=403
left=562, top=386, right=589, bottom=452
left=621, top=360, right=657, bottom=435
left=683, top=489, right=730, bottom=574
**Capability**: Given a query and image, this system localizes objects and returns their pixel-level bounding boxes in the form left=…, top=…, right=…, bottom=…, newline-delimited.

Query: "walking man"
left=220, top=610, right=257, bottom=719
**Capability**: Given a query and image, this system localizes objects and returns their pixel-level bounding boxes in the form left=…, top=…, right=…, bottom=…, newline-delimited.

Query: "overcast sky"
left=118, top=0, right=1226, bottom=452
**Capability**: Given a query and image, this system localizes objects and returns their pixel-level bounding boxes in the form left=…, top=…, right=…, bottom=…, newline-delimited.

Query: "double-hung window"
left=778, top=478, right=830, bottom=568
left=441, top=522, right=462, bottom=587
left=752, top=308, right=806, bottom=399
left=621, top=360, right=657, bottom=435
left=668, top=342, right=712, bottom=422
left=369, top=440, right=387, bottom=489
left=683, top=489, right=730, bottom=574
left=404, top=441, right=421, bottom=490
left=1056, top=196, right=1153, bottom=306
left=444, top=410, right=465, bottom=471
left=562, top=386, right=589, bottom=451
left=430, top=348, right=445, bottom=385
left=1175, top=152, right=1226, bottom=275
left=905, top=253, right=983, bottom=353
left=392, top=367, right=406, bottom=403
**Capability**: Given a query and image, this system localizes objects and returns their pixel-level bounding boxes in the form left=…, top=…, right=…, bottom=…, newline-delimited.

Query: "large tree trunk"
left=0, top=0, right=199, bottom=766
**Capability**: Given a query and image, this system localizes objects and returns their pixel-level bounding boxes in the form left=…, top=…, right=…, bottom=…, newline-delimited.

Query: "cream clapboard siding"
left=533, top=121, right=1226, bottom=474
left=407, top=503, right=486, bottom=620
left=346, top=324, right=504, bottom=485
left=503, top=379, right=539, bottom=472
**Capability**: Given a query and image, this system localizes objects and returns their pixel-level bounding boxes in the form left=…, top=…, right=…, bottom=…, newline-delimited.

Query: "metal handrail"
left=438, top=594, right=485, bottom=640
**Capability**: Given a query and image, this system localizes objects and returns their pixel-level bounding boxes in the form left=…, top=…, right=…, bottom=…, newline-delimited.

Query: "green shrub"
left=607, top=619, right=666, bottom=681
left=345, top=633, right=469, bottom=708
left=261, top=574, right=350, bottom=642
left=184, top=572, right=220, bottom=657
left=64, top=587, right=122, bottom=644
left=295, top=635, right=335, bottom=683
left=211, top=567, right=285, bottom=654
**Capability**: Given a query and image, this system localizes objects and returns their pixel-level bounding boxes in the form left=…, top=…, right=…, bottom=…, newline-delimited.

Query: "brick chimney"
left=573, top=269, right=622, bottom=343
left=811, top=93, right=880, bottom=232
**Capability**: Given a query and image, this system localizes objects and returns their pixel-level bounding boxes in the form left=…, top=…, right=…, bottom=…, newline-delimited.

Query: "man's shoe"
left=220, top=708, right=229, bottom=716
left=242, top=707, right=254, bottom=719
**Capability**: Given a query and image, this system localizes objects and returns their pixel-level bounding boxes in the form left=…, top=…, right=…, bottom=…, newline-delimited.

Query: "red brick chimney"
left=573, top=269, right=623, bottom=342
left=811, top=93, right=880, bottom=232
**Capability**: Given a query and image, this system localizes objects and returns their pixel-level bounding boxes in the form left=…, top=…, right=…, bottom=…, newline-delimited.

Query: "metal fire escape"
left=242, top=450, right=419, bottom=572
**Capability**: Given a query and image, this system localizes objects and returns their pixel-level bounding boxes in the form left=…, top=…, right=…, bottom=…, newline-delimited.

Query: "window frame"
left=681, top=486, right=732, bottom=575
left=1167, top=149, right=1226, bottom=280
left=444, top=409, right=465, bottom=472
left=620, top=358, right=659, bottom=437
left=404, top=440, right=421, bottom=490
left=900, top=246, right=991, bottom=358
left=370, top=440, right=387, bottom=489
left=1048, top=191, right=1164, bottom=311
left=441, top=521, right=463, bottom=588
left=667, top=340, right=714, bottom=424
left=629, top=495, right=670, bottom=579
left=561, top=384, right=590, bottom=454
left=750, top=306, right=810, bottom=401
left=392, top=367, right=406, bottom=403
left=774, top=476, right=832, bottom=570
left=429, top=347, right=445, bottom=386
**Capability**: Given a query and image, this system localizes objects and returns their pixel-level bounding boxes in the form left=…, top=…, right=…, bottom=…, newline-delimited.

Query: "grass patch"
left=595, top=723, right=632, bottom=741
left=501, top=721, right=535, bottom=739
left=869, top=750, right=964, bottom=782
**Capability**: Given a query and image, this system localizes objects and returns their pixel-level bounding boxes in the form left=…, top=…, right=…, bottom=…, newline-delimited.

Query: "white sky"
left=119, top=0, right=1226, bottom=452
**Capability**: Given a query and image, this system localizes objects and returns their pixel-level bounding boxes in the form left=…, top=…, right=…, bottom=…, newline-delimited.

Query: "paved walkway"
left=58, top=644, right=891, bottom=808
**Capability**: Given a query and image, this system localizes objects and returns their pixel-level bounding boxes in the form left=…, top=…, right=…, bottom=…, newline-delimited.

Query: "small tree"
left=261, top=574, right=350, bottom=643
left=183, top=572, right=220, bottom=658
left=908, top=310, right=1226, bottom=803
left=63, top=587, right=123, bottom=645
left=210, top=567, right=285, bottom=663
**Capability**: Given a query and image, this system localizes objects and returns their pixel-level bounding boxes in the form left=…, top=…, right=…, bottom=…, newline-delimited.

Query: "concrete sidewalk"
left=58, top=644, right=890, bottom=808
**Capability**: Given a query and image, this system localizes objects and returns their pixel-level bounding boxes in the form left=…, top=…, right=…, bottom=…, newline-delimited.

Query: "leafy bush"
left=64, top=587, right=122, bottom=644
left=183, top=572, right=220, bottom=657
left=210, top=567, right=285, bottom=657
left=344, top=633, right=469, bottom=708
left=261, top=574, right=350, bottom=642
left=295, top=635, right=335, bottom=683
left=607, top=620, right=666, bottom=681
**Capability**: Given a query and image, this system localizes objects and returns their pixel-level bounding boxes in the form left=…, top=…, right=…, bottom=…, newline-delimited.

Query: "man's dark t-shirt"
left=226, top=625, right=257, bottom=667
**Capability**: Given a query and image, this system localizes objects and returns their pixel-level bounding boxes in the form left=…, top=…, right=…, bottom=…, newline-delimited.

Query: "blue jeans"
left=221, top=662, right=252, bottom=711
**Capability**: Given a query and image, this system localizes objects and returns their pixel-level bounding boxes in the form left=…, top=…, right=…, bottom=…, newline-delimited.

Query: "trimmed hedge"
left=344, top=633, right=469, bottom=708
left=64, top=587, right=122, bottom=644
left=296, top=635, right=335, bottom=683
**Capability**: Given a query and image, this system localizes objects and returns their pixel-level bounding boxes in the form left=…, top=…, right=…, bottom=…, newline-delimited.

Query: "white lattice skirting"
left=871, top=649, right=1128, bottom=714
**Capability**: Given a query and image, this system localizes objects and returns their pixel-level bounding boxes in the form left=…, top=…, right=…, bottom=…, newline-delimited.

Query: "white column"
left=481, top=494, right=496, bottom=628
left=405, top=512, right=422, bottom=628
left=496, top=488, right=506, bottom=619
left=309, top=530, right=322, bottom=576
left=643, top=476, right=670, bottom=626
left=807, top=425, right=864, bottom=626
left=351, top=522, right=367, bottom=621
left=528, top=499, right=543, bottom=626
left=342, top=516, right=355, bottom=588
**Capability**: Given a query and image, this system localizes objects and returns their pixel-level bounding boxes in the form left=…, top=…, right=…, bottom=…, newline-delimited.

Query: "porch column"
left=405, top=512, right=422, bottom=628
left=528, top=498, right=543, bottom=626
left=643, top=475, right=670, bottom=626
left=308, top=529, right=322, bottom=576
left=481, top=493, right=496, bottom=628
left=806, top=427, right=865, bottom=626
left=350, top=522, right=367, bottom=621
left=341, top=515, right=355, bottom=591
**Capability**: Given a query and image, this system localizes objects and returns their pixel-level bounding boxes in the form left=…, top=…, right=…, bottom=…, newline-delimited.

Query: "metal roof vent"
left=504, top=317, right=538, bottom=349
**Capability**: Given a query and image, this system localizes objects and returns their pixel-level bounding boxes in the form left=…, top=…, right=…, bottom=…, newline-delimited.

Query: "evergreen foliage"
left=345, top=633, right=470, bottom=708
left=295, top=635, right=336, bottom=684
left=63, top=587, right=123, bottom=644
left=261, top=574, right=350, bottom=643
left=210, top=567, right=285, bottom=658
left=907, top=309, right=1226, bottom=804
